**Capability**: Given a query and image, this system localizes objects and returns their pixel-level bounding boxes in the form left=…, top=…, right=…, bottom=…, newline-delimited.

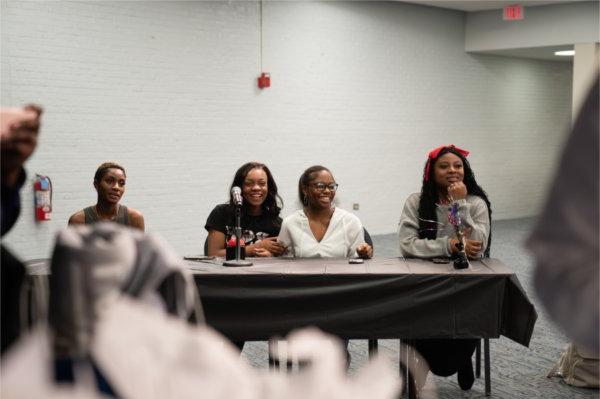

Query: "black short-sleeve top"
left=204, top=203, right=282, bottom=245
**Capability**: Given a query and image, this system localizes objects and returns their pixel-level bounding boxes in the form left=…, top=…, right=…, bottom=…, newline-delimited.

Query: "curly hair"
left=94, top=162, right=125, bottom=182
left=229, top=162, right=283, bottom=220
left=417, top=147, right=492, bottom=257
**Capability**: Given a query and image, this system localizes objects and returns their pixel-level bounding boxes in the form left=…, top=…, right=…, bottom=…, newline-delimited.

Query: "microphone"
left=231, top=186, right=243, bottom=207
left=224, top=186, right=253, bottom=267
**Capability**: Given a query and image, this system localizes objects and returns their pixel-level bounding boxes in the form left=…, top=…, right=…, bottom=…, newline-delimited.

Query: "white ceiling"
left=400, top=0, right=587, bottom=12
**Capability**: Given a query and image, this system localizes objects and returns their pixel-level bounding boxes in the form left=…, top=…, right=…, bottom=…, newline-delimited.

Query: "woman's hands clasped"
left=250, top=237, right=287, bottom=257
left=356, top=243, right=373, bottom=259
left=448, top=228, right=483, bottom=260
left=464, top=239, right=482, bottom=259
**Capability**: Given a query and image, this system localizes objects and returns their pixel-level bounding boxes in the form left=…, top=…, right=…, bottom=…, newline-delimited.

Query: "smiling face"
left=94, top=168, right=126, bottom=205
left=433, top=152, right=464, bottom=189
left=303, top=170, right=337, bottom=210
left=242, top=167, right=268, bottom=210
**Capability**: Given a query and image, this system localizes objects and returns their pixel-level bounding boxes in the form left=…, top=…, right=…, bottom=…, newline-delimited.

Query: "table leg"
left=476, top=339, right=481, bottom=378
left=369, top=339, right=379, bottom=358
left=268, top=340, right=277, bottom=370
left=408, top=343, right=418, bottom=399
left=484, top=338, right=491, bottom=396
left=399, top=340, right=418, bottom=399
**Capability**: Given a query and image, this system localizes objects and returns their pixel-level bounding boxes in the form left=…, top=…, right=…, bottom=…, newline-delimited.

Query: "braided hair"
left=417, top=146, right=492, bottom=257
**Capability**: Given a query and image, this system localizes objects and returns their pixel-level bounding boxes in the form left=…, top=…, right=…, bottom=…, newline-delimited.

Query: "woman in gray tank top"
left=68, top=162, right=144, bottom=231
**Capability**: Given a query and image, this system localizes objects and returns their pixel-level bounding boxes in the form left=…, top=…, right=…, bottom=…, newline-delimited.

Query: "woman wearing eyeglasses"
left=277, top=165, right=372, bottom=258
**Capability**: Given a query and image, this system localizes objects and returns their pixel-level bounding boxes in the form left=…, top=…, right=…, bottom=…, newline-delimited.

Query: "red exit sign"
left=504, top=4, right=524, bottom=20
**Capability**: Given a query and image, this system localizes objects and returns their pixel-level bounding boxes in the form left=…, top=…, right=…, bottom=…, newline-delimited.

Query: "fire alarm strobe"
left=258, top=72, right=270, bottom=89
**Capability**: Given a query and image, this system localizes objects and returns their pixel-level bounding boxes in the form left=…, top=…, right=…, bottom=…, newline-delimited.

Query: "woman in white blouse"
left=278, top=165, right=372, bottom=259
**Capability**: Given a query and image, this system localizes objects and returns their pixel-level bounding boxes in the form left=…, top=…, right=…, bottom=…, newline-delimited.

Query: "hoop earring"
left=302, top=196, right=308, bottom=206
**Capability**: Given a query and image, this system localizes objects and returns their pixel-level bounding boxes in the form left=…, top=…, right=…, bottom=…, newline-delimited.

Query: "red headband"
left=424, top=145, right=470, bottom=182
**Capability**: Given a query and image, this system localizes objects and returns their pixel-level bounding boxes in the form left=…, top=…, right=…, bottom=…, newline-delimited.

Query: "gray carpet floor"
left=240, top=218, right=599, bottom=398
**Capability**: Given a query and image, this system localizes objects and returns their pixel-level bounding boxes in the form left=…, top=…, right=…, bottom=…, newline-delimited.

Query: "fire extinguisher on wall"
left=34, top=174, right=52, bottom=221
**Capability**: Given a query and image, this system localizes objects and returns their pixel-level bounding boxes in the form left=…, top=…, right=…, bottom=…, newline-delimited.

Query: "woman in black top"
left=205, top=162, right=286, bottom=257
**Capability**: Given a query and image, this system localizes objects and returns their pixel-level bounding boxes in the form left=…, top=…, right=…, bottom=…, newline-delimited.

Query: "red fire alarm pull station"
left=258, top=72, right=270, bottom=89
left=504, top=4, right=524, bottom=20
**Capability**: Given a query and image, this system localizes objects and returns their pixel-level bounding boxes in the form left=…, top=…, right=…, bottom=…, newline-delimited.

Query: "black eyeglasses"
left=311, top=182, right=339, bottom=192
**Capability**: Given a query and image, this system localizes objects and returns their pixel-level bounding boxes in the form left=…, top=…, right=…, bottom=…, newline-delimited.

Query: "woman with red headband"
left=398, top=144, right=492, bottom=390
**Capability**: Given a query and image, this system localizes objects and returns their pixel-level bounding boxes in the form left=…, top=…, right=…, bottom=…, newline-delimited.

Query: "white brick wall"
left=1, top=1, right=572, bottom=260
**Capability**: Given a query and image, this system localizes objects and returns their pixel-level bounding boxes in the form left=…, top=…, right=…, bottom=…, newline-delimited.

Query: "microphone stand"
left=223, top=204, right=253, bottom=267
left=453, top=231, right=470, bottom=269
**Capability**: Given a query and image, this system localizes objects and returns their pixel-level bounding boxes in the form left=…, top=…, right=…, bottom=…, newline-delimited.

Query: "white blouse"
left=278, top=208, right=365, bottom=258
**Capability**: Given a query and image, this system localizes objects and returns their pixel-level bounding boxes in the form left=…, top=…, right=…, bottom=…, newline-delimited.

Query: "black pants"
left=413, top=338, right=478, bottom=376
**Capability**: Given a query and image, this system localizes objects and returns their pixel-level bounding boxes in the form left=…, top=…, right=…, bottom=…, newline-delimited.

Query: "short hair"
left=94, top=162, right=126, bottom=182
left=298, top=165, right=332, bottom=205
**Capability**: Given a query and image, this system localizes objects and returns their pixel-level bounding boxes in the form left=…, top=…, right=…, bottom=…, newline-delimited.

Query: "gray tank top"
left=83, top=205, right=130, bottom=226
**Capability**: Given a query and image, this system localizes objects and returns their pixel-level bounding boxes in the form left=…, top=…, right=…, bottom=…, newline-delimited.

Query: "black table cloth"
left=187, top=257, right=537, bottom=346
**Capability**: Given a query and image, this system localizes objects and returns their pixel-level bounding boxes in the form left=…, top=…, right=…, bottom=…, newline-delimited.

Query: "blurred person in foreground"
left=1, top=104, right=43, bottom=354
left=527, top=76, right=599, bottom=354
